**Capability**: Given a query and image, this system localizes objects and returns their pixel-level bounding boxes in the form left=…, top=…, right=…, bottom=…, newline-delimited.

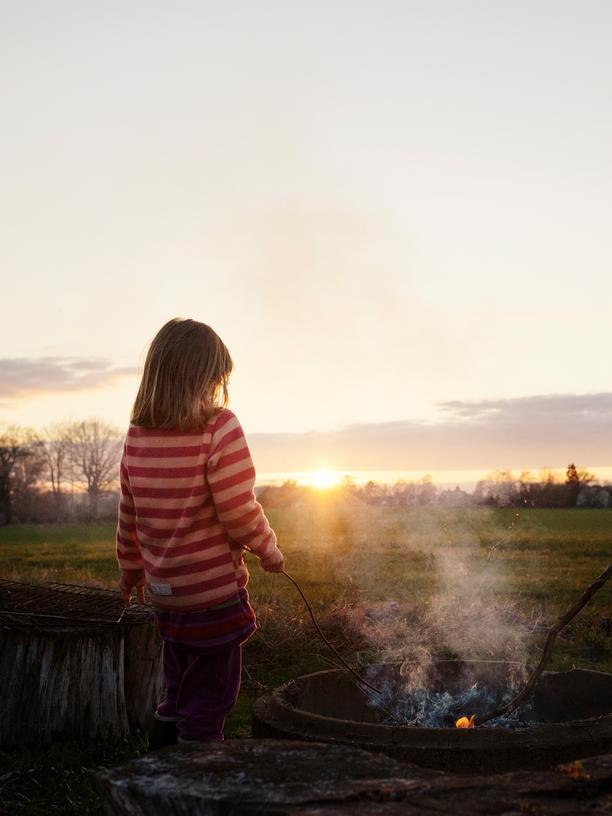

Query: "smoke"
left=317, top=501, right=544, bottom=723
left=270, top=486, right=544, bottom=726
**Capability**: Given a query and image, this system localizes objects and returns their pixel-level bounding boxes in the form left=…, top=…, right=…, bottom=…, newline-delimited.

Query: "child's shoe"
left=148, top=715, right=178, bottom=751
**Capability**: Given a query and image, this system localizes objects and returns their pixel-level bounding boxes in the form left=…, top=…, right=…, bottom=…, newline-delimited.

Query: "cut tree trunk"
left=0, top=580, right=163, bottom=747
left=95, top=740, right=612, bottom=816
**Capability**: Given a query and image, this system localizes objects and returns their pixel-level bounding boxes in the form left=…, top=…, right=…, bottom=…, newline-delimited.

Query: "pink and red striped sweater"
left=116, top=409, right=280, bottom=612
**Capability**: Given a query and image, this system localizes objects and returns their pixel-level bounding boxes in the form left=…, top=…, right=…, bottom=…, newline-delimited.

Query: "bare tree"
left=417, top=474, right=437, bottom=506
left=474, top=471, right=520, bottom=507
left=66, top=418, right=123, bottom=520
left=0, top=425, right=45, bottom=524
left=39, top=422, right=73, bottom=519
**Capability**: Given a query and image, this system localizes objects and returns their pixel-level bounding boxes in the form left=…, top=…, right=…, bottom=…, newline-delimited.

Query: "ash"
left=367, top=680, right=539, bottom=729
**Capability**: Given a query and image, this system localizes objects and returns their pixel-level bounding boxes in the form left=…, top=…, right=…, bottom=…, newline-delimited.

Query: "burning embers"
left=455, top=715, right=475, bottom=729
left=365, top=664, right=539, bottom=729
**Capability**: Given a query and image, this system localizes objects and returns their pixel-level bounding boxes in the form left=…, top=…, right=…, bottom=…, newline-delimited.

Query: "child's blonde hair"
left=131, top=318, right=233, bottom=430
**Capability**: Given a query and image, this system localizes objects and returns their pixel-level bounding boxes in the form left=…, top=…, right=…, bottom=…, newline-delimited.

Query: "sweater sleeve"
left=207, top=411, right=280, bottom=561
left=115, top=440, right=145, bottom=575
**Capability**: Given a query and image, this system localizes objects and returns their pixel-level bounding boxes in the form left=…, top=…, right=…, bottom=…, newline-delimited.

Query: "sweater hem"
left=149, top=583, right=249, bottom=613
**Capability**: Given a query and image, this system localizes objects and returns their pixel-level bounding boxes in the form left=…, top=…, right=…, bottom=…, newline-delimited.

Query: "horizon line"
left=255, top=465, right=612, bottom=490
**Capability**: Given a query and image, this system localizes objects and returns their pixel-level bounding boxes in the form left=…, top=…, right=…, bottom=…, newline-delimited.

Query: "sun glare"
left=309, top=470, right=341, bottom=490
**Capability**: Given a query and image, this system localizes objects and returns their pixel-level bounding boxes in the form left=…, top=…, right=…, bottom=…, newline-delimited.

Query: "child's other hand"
left=260, top=549, right=285, bottom=573
left=119, top=569, right=146, bottom=605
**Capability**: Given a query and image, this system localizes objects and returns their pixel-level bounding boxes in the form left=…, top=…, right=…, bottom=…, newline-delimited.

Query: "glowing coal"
left=366, top=674, right=539, bottom=729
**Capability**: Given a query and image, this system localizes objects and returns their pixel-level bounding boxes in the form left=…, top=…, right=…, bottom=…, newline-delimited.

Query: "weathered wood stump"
left=95, top=740, right=612, bottom=815
left=0, top=580, right=163, bottom=747
left=95, top=740, right=435, bottom=815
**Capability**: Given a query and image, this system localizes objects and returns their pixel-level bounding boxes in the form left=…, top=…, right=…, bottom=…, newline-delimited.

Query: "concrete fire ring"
left=252, top=660, right=612, bottom=774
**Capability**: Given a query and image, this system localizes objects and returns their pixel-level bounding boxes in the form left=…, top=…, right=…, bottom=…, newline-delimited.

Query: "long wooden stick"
left=478, top=564, right=611, bottom=725
left=244, top=547, right=382, bottom=694
left=281, top=570, right=382, bottom=695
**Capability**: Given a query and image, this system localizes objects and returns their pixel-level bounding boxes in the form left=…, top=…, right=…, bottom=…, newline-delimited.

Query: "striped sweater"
left=153, top=589, right=257, bottom=649
left=116, top=409, right=280, bottom=611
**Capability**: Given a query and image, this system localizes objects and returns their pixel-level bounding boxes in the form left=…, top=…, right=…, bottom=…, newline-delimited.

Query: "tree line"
left=257, top=465, right=611, bottom=510
left=472, top=465, right=610, bottom=509
left=0, top=419, right=122, bottom=524
left=1, top=417, right=610, bottom=525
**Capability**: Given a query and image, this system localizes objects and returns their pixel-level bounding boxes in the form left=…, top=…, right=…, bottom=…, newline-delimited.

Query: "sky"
left=1, top=1, right=611, bottom=478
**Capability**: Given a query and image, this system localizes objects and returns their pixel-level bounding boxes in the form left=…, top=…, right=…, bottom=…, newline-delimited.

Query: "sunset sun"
left=309, top=470, right=341, bottom=490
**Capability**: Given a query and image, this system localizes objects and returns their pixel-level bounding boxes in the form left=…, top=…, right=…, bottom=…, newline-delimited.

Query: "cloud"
left=248, top=392, right=612, bottom=472
left=0, top=357, right=139, bottom=398
left=438, top=392, right=612, bottom=424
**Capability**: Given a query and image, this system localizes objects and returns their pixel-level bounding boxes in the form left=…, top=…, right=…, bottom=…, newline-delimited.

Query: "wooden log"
left=95, top=740, right=612, bottom=816
left=292, top=754, right=612, bottom=814
left=1, top=620, right=130, bottom=746
left=95, top=739, right=435, bottom=815
left=0, top=582, right=163, bottom=747
left=123, top=617, right=164, bottom=732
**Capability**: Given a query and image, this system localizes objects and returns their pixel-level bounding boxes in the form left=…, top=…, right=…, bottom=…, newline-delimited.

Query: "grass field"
left=0, top=502, right=610, bottom=814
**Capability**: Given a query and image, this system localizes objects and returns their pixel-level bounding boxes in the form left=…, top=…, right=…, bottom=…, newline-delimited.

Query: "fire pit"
left=253, top=660, right=612, bottom=773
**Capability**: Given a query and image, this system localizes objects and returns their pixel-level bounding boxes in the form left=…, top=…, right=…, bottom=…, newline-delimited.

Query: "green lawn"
left=0, top=504, right=610, bottom=815
left=0, top=505, right=610, bottom=668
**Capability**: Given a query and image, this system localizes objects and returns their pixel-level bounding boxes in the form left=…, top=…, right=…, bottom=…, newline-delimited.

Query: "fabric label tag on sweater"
left=150, top=583, right=173, bottom=596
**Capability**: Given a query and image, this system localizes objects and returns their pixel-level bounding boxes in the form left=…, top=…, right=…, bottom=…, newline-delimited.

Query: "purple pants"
left=155, top=640, right=242, bottom=742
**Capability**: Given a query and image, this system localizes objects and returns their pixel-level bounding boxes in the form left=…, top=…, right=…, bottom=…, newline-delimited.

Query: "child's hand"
left=260, top=549, right=285, bottom=573
left=119, top=569, right=146, bottom=605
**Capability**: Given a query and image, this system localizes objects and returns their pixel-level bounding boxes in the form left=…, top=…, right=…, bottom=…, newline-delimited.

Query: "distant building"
left=577, top=487, right=611, bottom=508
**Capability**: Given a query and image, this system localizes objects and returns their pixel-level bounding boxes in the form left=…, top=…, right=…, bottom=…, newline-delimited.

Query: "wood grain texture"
left=95, top=740, right=612, bottom=816
left=0, top=613, right=162, bottom=747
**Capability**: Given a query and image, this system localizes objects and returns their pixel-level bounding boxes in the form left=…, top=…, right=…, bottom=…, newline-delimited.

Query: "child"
left=115, top=318, right=284, bottom=748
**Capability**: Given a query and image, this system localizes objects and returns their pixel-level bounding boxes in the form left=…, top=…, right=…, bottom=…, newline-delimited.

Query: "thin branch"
left=281, top=570, right=382, bottom=695
left=478, top=564, right=611, bottom=724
